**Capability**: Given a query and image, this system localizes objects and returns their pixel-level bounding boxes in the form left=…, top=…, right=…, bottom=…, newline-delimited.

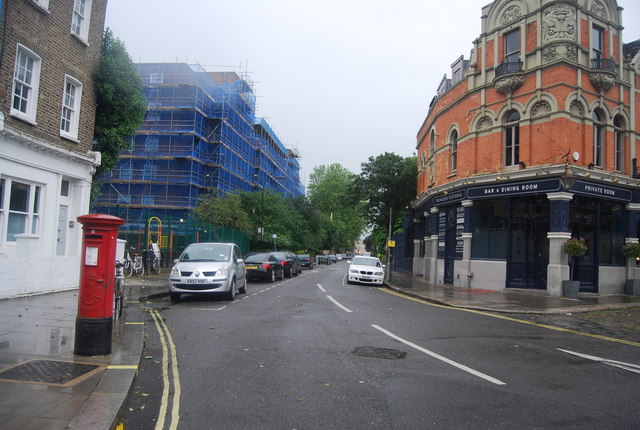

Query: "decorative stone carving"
left=569, top=100, right=584, bottom=117
left=589, top=72, right=615, bottom=93
left=542, top=43, right=577, bottom=63
left=542, top=3, right=577, bottom=42
left=494, top=75, right=525, bottom=95
left=532, top=101, right=552, bottom=118
left=590, top=0, right=607, bottom=19
left=502, top=5, right=522, bottom=25
left=477, top=116, right=494, bottom=131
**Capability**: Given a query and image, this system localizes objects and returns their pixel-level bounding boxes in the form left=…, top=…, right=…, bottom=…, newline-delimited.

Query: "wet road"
left=122, top=263, right=640, bottom=429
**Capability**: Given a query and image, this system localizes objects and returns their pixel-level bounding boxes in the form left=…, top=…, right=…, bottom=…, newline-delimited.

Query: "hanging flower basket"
left=621, top=242, right=640, bottom=260
left=563, top=238, right=588, bottom=257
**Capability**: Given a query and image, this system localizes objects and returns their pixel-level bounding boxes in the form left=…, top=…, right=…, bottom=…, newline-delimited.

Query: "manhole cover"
left=0, top=360, right=102, bottom=386
left=352, top=346, right=407, bottom=360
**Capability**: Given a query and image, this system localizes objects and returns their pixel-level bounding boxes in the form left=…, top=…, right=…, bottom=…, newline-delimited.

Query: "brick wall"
left=0, top=0, right=107, bottom=155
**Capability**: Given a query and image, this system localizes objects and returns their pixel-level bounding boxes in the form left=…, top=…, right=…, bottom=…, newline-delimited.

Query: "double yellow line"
left=150, top=309, right=182, bottom=430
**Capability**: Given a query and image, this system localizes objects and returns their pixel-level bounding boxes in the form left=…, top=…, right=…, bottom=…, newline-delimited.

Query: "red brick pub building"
left=410, top=0, right=639, bottom=296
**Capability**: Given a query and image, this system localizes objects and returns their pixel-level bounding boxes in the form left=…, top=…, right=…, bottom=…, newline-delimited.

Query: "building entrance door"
left=507, top=196, right=549, bottom=289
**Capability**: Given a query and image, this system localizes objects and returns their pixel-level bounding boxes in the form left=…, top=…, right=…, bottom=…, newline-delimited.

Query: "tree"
left=352, top=153, right=417, bottom=249
left=92, top=28, right=146, bottom=198
left=307, top=164, right=365, bottom=252
left=193, top=192, right=253, bottom=232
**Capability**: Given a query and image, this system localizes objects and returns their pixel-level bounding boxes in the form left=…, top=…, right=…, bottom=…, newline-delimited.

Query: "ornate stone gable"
left=590, top=0, right=607, bottom=20
left=542, top=3, right=577, bottom=42
left=502, top=5, right=522, bottom=26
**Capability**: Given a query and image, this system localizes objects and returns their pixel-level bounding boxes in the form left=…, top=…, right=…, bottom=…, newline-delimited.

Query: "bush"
left=563, top=238, right=588, bottom=256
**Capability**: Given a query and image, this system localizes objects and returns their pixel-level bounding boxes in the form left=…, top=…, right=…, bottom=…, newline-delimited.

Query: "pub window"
left=471, top=199, right=507, bottom=259
left=503, top=110, right=520, bottom=167
left=450, top=130, right=458, bottom=173
left=429, top=130, right=436, bottom=157
left=504, top=29, right=520, bottom=63
left=592, top=109, right=605, bottom=168
left=599, top=201, right=625, bottom=265
left=592, top=25, right=604, bottom=60
left=613, top=115, right=624, bottom=172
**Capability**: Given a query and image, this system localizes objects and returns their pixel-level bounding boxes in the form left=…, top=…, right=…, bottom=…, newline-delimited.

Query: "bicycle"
left=114, top=261, right=125, bottom=319
left=123, top=250, right=134, bottom=277
left=128, top=254, right=144, bottom=277
left=148, top=251, right=161, bottom=275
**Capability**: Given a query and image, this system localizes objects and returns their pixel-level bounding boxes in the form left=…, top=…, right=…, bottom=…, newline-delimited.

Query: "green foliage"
left=352, top=152, right=417, bottom=236
left=307, top=164, right=365, bottom=252
left=563, top=238, right=588, bottom=256
left=193, top=193, right=253, bottom=233
left=621, top=242, right=640, bottom=259
left=92, top=28, right=146, bottom=198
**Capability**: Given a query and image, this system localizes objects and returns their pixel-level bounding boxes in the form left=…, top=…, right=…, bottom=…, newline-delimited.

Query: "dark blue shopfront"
left=416, top=176, right=635, bottom=293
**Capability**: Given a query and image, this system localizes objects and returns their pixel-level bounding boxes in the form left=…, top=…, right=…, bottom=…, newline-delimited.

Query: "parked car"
left=328, top=254, right=338, bottom=264
left=169, top=242, right=246, bottom=301
left=296, top=253, right=314, bottom=269
left=346, top=255, right=385, bottom=286
left=244, top=253, right=284, bottom=282
left=272, top=251, right=300, bottom=278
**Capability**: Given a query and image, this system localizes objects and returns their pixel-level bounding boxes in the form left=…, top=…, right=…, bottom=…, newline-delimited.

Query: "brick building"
left=410, top=0, right=639, bottom=296
left=0, top=0, right=107, bottom=298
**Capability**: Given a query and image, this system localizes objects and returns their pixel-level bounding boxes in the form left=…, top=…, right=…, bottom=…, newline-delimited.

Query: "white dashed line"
left=372, top=324, right=506, bottom=385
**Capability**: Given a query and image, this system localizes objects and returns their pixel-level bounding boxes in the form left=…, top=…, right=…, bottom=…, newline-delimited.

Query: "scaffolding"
left=92, top=62, right=304, bottom=234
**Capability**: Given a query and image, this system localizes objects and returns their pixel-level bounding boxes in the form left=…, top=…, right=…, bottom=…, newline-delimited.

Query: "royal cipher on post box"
left=74, top=213, right=124, bottom=356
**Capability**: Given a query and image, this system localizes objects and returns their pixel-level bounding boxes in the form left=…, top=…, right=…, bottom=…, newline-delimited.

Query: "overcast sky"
left=105, top=0, right=640, bottom=187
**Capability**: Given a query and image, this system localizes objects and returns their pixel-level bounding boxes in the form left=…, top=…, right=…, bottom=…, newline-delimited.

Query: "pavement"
left=0, top=267, right=638, bottom=430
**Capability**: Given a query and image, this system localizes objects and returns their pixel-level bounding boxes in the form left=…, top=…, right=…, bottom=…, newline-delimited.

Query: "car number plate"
left=245, top=265, right=258, bottom=270
left=361, top=277, right=372, bottom=281
left=187, top=279, right=206, bottom=284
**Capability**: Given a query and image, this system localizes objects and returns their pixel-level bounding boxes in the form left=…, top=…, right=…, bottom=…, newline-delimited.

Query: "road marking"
left=326, top=295, right=353, bottom=313
left=317, top=284, right=326, bottom=292
left=150, top=309, right=181, bottom=430
left=125, top=321, right=144, bottom=325
left=194, top=306, right=226, bottom=311
left=557, top=349, right=640, bottom=374
left=372, top=324, right=506, bottom=386
left=380, top=288, right=640, bottom=347
left=108, top=364, right=138, bottom=370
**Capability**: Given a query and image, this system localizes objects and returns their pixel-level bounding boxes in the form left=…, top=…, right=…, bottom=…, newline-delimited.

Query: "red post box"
left=74, top=213, right=125, bottom=356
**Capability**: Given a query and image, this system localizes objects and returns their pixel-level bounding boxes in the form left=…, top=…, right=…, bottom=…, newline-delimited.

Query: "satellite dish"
left=572, top=152, right=580, bottom=161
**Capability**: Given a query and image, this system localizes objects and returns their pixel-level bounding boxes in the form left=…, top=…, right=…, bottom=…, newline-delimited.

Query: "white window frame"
left=71, top=0, right=93, bottom=43
left=503, top=110, right=520, bottom=167
left=613, top=116, right=624, bottom=172
left=29, top=0, right=50, bottom=12
left=0, top=178, right=42, bottom=243
left=11, top=44, right=41, bottom=124
left=60, top=75, right=83, bottom=140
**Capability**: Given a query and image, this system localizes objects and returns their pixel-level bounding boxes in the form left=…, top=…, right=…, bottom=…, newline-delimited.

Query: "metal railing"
left=495, top=61, right=523, bottom=77
left=591, top=58, right=617, bottom=72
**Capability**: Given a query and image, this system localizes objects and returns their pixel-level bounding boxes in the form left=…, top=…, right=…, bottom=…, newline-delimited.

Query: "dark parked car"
left=244, top=252, right=284, bottom=282
left=296, top=253, right=314, bottom=269
left=272, top=251, right=300, bottom=278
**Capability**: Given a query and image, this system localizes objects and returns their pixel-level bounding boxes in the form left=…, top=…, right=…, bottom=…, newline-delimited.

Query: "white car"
left=169, top=242, right=246, bottom=301
left=346, top=256, right=385, bottom=285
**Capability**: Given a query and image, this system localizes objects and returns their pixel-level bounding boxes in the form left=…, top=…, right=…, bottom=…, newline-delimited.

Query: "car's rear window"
left=297, top=254, right=310, bottom=259
left=180, top=244, right=231, bottom=262
left=245, top=253, right=270, bottom=263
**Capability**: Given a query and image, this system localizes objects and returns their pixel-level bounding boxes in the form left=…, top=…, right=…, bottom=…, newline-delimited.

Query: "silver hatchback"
left=169, top=242, right=246, bottom=301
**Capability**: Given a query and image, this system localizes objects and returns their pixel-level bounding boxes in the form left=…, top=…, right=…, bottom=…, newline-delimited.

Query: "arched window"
left=503, top=110, right=520, bottom=167
left=450, top=130, right=458, bottom=172
left=593, top=109, right=605, bottom=168
left=614, top=115, right=624, bottom=172
left=429, top=130, right=436, bottom=157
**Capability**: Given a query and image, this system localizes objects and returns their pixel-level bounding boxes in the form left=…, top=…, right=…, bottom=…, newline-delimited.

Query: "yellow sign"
left=387, top=240, right=396, bottom=248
